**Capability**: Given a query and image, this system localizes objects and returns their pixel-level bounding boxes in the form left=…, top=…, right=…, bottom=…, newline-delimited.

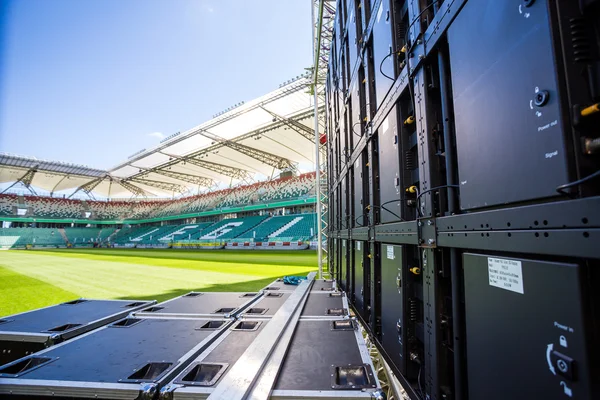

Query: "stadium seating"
left=0, top=228, right=65, bottom=247
left=199, top=216, right=267, bottom=240
left=0, top=173, right=317, bottom=222
left=24, top=196, right=84, bottom=219
left=0, top=212, right=316, bottom=248
left=63, top=227, right=116, bottom=245
left=246, top=215, right=298, bottom=241
left=269, top=213, right=317, bottom=240
left=0, top=194, right=17, bottom=216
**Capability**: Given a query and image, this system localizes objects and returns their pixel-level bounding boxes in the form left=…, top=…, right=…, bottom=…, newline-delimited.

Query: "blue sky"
left=0, top=0, right=312, bottom=170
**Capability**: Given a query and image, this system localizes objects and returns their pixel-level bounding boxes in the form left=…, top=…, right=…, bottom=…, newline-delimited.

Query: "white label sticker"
left=387, top=245, right=394, bottom=260
left=488, top=258, right=524, bottom=294
left=377, top=4, right=383, bottom=23
left=357, top=241, right=361, bottom=251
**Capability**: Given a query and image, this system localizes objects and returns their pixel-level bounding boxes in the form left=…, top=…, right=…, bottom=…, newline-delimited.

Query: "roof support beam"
left=1, top=166, right=38, bottom=195
left=197, top=129, right=296, bottom=170
left=68, top=176, right=105, bottom=198
left=136, top=166, right=214, bottom=187
left=183, top=157, right=252, bottom=180
left=128, top=178, right=187, bottom=194
left=259, top=106, right=316, bottom=143
left=118, top=179, right=150, bottom=197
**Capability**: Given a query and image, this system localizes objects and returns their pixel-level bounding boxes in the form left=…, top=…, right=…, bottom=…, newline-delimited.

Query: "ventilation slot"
left=0, top=357, right=54, bottom=377
left=175, top=363, right=228, bottom=386
left=332, top=320, right=354, bottom=330
left=45, top=323, right=82, bottom=332
left=124, top=362, right=172, bottom=382
left=329, top=292, right=342, bottom=297
left=111, top=318, right=143, bottom=328
left=246, top=308, right=267, bottom=315
left=61, top=299, right=88, bottom=305
left=184, top=292, right=202, bottom=297
left=232, top=321, right=261, bottom=331
left=197, top=321, right=226, bottom=330
left=142, top=306, right=165, bottom=313
left=265, top=287, right=280, bottom=291
left=570, top=18, right=592, bottom=63
left=405, top=151, right=416, bottom=170
left=320, top=287, right=334, bottom=291
left=331, top=365, right=376, bottom=389
left=326, top=308, right=346, bottom=316
left=123, top=302, right=146, bottom=308
left=240, top=293, right=257, bottom=297
left=213, top=307, right=235, bottom=314
left=266, top=293, right=283, bottom=298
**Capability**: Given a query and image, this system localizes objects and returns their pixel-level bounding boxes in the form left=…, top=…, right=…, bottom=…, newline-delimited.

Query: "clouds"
left=148, top=132, right=165, bottom=140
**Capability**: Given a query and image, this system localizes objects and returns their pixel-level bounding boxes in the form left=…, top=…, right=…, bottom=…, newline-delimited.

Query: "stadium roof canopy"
left=0, top=74, right=319, bottom=199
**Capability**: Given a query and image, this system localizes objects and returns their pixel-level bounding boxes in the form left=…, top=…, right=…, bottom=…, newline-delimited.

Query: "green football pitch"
left=0, top=249, right=318, bottom=317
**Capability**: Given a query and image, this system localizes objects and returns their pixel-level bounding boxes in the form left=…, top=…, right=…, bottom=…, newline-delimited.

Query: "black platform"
left=132, top=292, right=259, bottom=318
left=273, top=319, right=376, bottom=392
left=0, top=317, right=231, bottom=399
left=0, top=299, right=154, bottom=366
left=300, top=291, right=348, bottom=318
left=238, top=292, right=291, bottom=318
left=160, top=319, right=268, bottom=397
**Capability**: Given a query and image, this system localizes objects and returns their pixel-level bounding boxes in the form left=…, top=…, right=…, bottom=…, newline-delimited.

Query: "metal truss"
left=1, top=166, right=39, bottom=195
left=183, top=158, right=252, bottom=181
left=197, top=129, right=296, bottom=171
left=118, top=179, right=150, bottom=197
left=68, top=176, right=105, bottom=199
left=128, top=178, right=187, bottom=194
left=362, top=327, right=408, bottom=400
left=140, top=168, right=213, bottom=187
left=312, top=0, right=336, bottom=276
left=258, top=106, right=319, bottom=143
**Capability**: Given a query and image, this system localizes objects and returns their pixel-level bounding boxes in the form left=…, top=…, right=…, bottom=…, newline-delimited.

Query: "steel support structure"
left=311, top=0, right=336, bottom=278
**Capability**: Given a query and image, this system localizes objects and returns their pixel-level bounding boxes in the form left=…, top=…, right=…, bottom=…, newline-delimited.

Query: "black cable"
left=379, top=51, right=395, bottom=81
left=370, top=205, right=403, bottom=221
left=415, top=184, right=460, bottom=217
left=351, top=122, right=363, bottom=137
left=403, top=2, right=437, bottom=55
left=556, top=169, right=600, bottom=196
left=417, top=363, right=425, bottom=399
left=416, top=184, right=460, bottom=203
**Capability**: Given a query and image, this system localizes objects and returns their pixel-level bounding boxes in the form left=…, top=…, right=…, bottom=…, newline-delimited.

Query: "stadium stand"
left=0, top=228, right=65, bottom=247
left=247, top=215, right=299, bottom=241
left=270, top=213, right=317, bottom=240
left=24, top=196, right=84, bottom=219
left=0, top=212, right=316, bottom=249
left=199, top=216, right=268, bottom=240
left=63, top=227, right=117, bottom=245
left=0, top=173, right=316, bottom=221
left=0, top=194, right=17, bottom=216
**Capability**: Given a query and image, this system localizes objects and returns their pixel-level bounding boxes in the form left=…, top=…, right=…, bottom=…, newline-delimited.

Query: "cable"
left=415, top=184, right=460, bottom=217
left=352, top=122, right=363, bottom=137
left=403, top=2, right=437, bottom=56
left=417, top=363, right=425, bottom=399
left=556, top=169, right=600, bottom=196
left=379, top=51, right=395, bottom=81
left=416, top=184, right=460, bottom=203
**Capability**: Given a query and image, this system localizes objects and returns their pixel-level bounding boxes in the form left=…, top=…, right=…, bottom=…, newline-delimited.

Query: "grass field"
left=0, top=249, right=318, bottom=317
